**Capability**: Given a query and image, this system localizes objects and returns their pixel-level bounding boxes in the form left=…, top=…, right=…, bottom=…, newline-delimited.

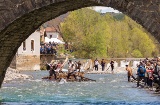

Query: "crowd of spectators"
left=40, top=42, right=58, bottom=55
left=129, top=57, right=160, bottom=92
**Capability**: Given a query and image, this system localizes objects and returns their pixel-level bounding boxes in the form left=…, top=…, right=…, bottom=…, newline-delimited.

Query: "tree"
left=60, top=8, right=159, bottom=58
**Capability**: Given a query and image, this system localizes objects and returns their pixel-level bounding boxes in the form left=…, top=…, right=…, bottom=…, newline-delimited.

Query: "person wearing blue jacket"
left=137, top=65, right=146, bottom=87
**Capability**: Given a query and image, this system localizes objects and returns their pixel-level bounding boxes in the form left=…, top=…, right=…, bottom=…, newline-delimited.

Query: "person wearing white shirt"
left=94, top=58, right=99, bottom=71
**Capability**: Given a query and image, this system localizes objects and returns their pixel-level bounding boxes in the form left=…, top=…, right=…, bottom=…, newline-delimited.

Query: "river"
left=0, top=70, right=160, bottom=105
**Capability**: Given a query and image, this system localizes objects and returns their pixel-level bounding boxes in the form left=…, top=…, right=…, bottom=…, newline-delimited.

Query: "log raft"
left=42, top=72, right=96, bottom=82
left=42, top=56, right=96, bottom=82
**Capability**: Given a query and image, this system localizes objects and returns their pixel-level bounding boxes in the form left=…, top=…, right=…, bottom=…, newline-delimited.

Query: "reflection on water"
left=0, top=71, right=160, bottom=105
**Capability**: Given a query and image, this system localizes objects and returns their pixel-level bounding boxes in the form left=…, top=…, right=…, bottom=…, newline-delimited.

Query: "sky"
left=93, top=6, right=120, bottom=13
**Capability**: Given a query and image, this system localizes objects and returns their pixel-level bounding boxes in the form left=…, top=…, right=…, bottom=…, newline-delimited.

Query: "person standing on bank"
left=110, top=60, right=114, bottom=73
left=137, top=65, right=146, bottom=87
left=101, top=59, right=106, bottom=71
left=125, top=65, right=136, bottom=82
left=94, top=58, right=99, bottom=71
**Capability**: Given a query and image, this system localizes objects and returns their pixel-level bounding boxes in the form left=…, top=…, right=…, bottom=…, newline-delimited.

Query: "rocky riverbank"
left=4, top=67, right=32, bottom=83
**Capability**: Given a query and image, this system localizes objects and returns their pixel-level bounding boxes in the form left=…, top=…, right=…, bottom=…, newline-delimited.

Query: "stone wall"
left=15, top=55, right=40, bottom=70
left=9, top=55, right=16, bottom=69
left=10, top=54, right=64, bottom=71
left=40, top=55, right=56, bottom=69
left=40, top=54, right=65, bottom=70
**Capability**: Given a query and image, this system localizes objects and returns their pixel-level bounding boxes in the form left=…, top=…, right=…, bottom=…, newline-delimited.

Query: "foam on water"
left=59, top=78, right=67, bottom=84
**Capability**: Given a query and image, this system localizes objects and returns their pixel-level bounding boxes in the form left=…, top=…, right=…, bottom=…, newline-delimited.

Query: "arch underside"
left=0, top=0, right=159, bottom=87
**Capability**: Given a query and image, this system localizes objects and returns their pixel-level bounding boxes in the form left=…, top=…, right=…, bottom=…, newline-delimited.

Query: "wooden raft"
left=42, top=72, right=96, bottom=82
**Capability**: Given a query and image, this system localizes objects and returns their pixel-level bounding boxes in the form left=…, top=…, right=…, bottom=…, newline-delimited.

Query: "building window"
left=23, top=41, right=26, bottom=51
left=31, top=40, right=34, bottom=51
left=50, top=35, right=52, bottom=39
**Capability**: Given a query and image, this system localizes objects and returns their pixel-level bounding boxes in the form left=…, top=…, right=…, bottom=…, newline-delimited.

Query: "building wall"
left=10, top=31, right=63, bottom=70
left=46, top=32, right=58, bottom=38
left=18, top=31, right=40, bottom=55
left=15, top=31, right=40, bottom=70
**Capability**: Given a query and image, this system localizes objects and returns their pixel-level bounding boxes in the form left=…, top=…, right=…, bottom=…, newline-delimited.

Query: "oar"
left=81, top=77, right=96, bottom=82
left=61, top=56, right=68, bottom=67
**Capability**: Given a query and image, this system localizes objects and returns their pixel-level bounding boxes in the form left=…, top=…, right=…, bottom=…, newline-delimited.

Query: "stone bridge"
left=0, top=0, right=160, bottom=87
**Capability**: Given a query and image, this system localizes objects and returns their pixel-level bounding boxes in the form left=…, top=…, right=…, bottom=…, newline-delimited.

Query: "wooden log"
left=42, top=72, right=96, bottom=82
left=81, top=77, right=96, bottom=82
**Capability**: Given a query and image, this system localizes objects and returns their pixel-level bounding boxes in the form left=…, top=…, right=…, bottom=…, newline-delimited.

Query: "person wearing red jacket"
left=146, top=67, right=154, bottom=88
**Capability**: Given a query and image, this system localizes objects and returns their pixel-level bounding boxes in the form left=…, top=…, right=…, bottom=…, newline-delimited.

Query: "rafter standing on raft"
left=42, top=57, right=96, bottom=82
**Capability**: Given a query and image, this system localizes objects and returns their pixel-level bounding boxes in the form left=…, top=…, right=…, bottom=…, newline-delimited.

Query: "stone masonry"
left=15, top=55, right=40, bottom=70
left=0, top=0, right=160, bottom=87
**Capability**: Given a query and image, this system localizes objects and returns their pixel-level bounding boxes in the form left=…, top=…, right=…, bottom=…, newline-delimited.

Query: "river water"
left=0, top=70, right=160, bottom=105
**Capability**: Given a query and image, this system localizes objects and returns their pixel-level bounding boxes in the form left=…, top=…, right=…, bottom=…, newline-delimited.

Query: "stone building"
left=10, top=31, right=40, bottom=70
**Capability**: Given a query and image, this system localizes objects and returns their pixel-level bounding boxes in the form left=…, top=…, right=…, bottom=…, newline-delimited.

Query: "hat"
left=150, top=67, right=153, bottom=70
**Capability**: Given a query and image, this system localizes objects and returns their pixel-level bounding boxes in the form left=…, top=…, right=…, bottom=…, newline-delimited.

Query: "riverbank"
left=4, top=67, right=32, bottom=83
left=87, top=67, right=137, bottom=74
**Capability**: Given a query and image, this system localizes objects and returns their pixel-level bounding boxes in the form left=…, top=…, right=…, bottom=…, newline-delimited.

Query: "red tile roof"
left=45, top=27, right=57, bottom=32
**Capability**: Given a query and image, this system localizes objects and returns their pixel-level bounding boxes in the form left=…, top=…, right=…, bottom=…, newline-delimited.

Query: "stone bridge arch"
left=0, top=0, right=160, bottom=87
